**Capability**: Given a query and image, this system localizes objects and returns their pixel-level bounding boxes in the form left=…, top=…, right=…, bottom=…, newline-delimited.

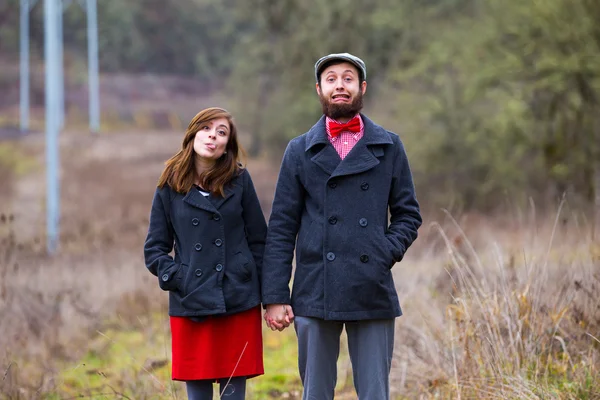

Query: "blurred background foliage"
left=1, top=0, right=599, bottom=214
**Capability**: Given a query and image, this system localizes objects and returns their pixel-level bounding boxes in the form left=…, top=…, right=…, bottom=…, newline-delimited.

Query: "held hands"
left=264, top=304, right=295, bottom=331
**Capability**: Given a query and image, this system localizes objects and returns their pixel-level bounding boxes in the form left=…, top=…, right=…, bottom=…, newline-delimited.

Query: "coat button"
left=192, top=218, right=199, bottom=226
left=195, top=269, right=203, bottom=277
left=359, top=218, right=368, bottom=227
left=361, top=182, right=369, bottom=190
left=213, top=214, right=221, bottom=221
left=328, top=182, right=337, bottom=188
left=328, top=216, right=337, bottom=225
left=360, top=254, right=369, bottom=263
left=214, top=239, right=223, bottom=247
left=326, top=252, right=336, bottom=261
left=194, top=243, right=202, bottom=251
left=215, top=263, right=223, bottom=272
left=161, top=273, right=169, bottom=281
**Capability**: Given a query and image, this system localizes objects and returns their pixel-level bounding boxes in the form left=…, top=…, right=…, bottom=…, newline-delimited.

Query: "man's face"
left=316, top=61, right=367, bottom=120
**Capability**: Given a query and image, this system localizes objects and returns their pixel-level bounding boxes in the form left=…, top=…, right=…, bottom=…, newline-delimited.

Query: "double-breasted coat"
left=261, top=114, right=422, bottom=320
left=144, top=168, right=267, bottom=317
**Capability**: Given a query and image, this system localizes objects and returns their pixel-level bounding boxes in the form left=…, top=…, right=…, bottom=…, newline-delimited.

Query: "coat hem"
left=172, top=371, right=264, bottom=382
left=292, top=305, right=402, bottom=321
left=168, top=298, right=261, bottom=318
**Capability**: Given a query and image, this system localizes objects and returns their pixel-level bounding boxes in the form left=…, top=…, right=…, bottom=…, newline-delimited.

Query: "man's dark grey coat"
left=262, top=114, right=422, bottom=320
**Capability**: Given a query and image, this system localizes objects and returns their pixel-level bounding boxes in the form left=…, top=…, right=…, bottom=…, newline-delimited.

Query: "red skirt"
left=170, top=306, right=264, bottom=381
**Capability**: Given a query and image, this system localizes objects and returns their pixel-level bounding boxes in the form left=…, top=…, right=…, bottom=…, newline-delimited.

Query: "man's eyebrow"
left=325, top=69, right=356, bottom=75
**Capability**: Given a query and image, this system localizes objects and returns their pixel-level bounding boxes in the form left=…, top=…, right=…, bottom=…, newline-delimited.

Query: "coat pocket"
left=158, top=263, right=185, bottom=292
left=297, top=220, right=321, bottom=264
left=368, top=232, right=393, bottom=270
left=233, top=250, right=253, bottom=282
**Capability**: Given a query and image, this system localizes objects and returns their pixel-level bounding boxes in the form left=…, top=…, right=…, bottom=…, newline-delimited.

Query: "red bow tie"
left=328, top=116, right=361, bottom=137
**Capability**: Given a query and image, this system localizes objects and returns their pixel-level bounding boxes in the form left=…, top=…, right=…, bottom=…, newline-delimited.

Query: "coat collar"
left=183, top=185, right=235, bottom=212
left=305, top=113, right=393, bottom=177
left=304, top=113, right=393, bottom=151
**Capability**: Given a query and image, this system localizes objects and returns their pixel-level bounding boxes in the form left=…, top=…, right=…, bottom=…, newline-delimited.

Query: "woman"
left=144, top=107, right=267, bottom=399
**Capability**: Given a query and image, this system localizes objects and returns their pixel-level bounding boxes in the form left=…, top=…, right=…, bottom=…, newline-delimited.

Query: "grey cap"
left=314, top=53, right=367, bottom=83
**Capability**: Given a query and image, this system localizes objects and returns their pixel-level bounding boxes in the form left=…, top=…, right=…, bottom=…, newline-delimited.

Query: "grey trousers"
left=294, top=316, right=395, bottom=400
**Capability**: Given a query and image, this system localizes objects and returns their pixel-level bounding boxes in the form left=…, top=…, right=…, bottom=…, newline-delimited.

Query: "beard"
left=319, top=90, right=364, bottom=120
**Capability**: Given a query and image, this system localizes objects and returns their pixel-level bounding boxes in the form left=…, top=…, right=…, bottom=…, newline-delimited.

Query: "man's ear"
left=316, top=82, right=321, bottom=95
left=361, top=81, right=367, bottom=95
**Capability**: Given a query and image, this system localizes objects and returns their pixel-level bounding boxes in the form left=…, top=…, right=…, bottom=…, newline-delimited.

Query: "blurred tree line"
left=1, top=0, right=599, bottom=214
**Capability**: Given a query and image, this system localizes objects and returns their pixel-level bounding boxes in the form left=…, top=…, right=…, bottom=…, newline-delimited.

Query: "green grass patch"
left=0, top=142, right=38, bottom=176
left=249, top=328, right=302, bottom=398
left=47, top=311, right=368, bottom=399
left=54, top=319, right=178, bottom=399
left=48, top=313, right=305, bottom=399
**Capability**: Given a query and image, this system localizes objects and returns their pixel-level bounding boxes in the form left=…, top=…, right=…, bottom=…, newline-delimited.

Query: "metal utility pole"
left=22, top=0, right=100, bottom=136
left=20, top=0, right=31, bottom=132
left=57, top=0, right=64, bottom=128
left=86, top=0, right=100, bottom=134
left=21, top=0, right=63, bottom=133
left=45, top=0, right=60, bottom=254
left=39, top=0, right=100, bottom=253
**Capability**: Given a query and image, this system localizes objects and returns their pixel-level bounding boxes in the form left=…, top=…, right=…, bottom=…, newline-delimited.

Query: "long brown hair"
left=157, top=107, right=246, bottom=196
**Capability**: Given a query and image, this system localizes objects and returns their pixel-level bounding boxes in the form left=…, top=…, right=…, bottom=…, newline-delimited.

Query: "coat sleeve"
left=241, top=169, right=268, bottom=283
left=261, top=140, right=304, bottom=305
left=386, top=135, right=422, bottom=263
left=143, top=187, right=180, bottom=291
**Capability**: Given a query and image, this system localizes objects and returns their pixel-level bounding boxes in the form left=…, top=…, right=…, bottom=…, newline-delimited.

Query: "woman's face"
left=193, top=117, right=230, bottom=165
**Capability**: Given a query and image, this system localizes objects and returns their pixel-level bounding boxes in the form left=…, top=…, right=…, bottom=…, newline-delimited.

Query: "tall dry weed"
left=0, top=211, right=164, bottom=399
left=392, top=207, right=600, bottom=399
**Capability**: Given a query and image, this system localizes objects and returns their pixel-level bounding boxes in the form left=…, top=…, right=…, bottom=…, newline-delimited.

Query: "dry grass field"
left=0, top=128, right=599, bottom=399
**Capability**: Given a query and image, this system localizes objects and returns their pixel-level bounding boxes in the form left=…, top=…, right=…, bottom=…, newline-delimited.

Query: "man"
left=262, top=53, right=422, bottom=399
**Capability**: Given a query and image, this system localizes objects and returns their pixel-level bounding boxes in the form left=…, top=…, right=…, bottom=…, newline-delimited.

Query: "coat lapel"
left=183, top=189, right=217, bottom=212
left=331, top=139, right=379, bottom=178
left=211, top=188, right=235, bottom=210
left=310, top=145, right=341, bottom=176
left=304, top=114, right=394, bottom=178
left=331, top=114, right=393, bottom=178
left=305, top=116, right=341, bottom=175
left=184, top=185, right=236, bottom=212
